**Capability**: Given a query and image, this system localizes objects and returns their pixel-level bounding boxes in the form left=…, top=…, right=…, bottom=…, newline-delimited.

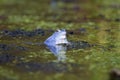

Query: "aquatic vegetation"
left=0, top=0, right=119, bottom=80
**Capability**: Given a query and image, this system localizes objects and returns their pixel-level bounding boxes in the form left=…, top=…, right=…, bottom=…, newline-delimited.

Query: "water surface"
left=0, top=0, right=120, bottom=80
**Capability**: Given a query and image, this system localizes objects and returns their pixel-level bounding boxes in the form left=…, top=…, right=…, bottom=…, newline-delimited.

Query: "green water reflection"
left=0, top=0, right=120, bottom=80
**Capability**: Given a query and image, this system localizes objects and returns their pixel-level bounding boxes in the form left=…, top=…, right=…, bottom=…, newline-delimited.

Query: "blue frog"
left=44, top=29, right=70, bottom=61
left=44, top=29, right=69, bottom=46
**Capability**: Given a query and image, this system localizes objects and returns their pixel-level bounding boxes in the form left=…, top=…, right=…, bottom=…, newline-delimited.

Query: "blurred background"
left=0, top=0, right=120, bottom=80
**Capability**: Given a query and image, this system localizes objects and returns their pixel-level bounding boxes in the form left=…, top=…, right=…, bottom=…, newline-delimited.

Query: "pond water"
left=0, top=0, right=120, bottom=80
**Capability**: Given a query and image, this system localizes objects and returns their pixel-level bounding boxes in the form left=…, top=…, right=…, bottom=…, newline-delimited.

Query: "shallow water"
left=0, top=0, right=120, bottom=80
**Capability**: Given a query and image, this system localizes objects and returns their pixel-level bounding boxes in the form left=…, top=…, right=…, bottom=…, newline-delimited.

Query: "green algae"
left=0, top=0, right=120, bottom=80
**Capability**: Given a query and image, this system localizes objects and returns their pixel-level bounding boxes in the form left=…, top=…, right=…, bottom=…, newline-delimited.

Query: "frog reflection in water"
left=44, top=29, right=69, bottom=61
left=46, top=44, right=67, bottom=61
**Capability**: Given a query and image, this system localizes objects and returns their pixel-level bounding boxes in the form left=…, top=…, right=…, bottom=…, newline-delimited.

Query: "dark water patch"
left=23, top=41, right=44, bottom=46
left=110, top=4, right=120, bottom=9
left=68, top=31, right=74, bottom=35
left=0, top=15, right=7, bottom=21
left=107, top=45, right=116, bottom=49
left=0, top=75, right=17, bottom=80
left=68, top=41, right=91, bottom=49
left=16, top=46, right=27, bottom=51
left=0, top=29, right=45, bottom=37
left=0, top=53, right=17, bottom=64
left=0, top=43, right=27, bottom=51
left=73, top=5, right=81, bottom=11
left=61, top=5, right=81, bottom=11
left=62, top=0, right=78, bottom=3
left=104, top=29, right=112, bottom=33
left=0, top=44, right=11, bottom=50
left=93, top=26, right=99, bottom=30
left=115, top=18, right=120, bottom=22
left=79, top=28, right=87, bottom=33
left=67, top=28, right=87, bottom=35
left=103, top=4, right=120, bottom=9
left=15, top=62, right=86, bottom=73
left=34, top=29, right=45, bottom=36
left=0, top=28, right=88, bottom=39
left=98, top=14, right=106, bottom=19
